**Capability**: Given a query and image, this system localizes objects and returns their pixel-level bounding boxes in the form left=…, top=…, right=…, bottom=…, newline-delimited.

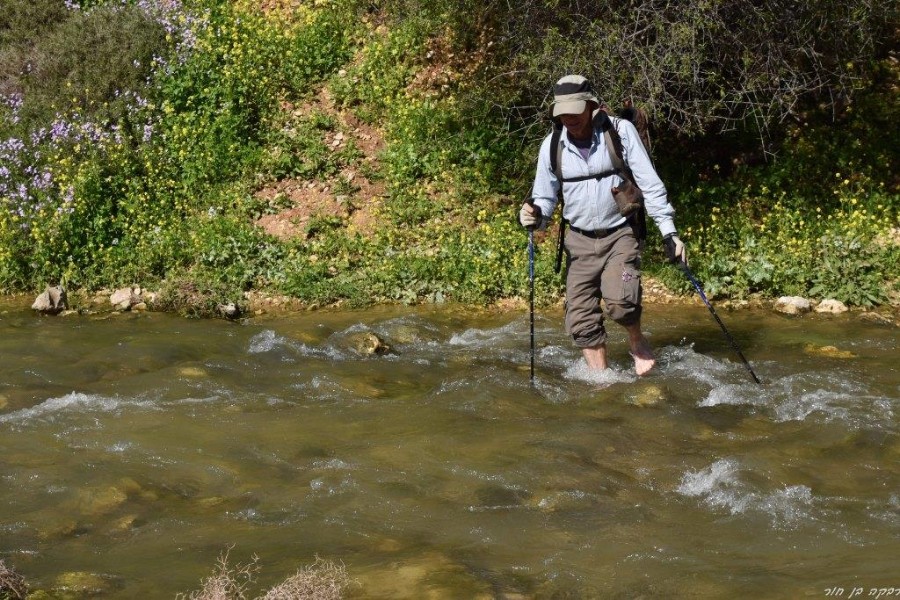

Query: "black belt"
left=568, top=222, right=628, bottom=239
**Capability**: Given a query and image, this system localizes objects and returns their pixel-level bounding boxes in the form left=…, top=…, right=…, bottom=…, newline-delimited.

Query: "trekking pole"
left=678, top=263, right=761, bottom=384
left=526, top=200, right=536, bottom=385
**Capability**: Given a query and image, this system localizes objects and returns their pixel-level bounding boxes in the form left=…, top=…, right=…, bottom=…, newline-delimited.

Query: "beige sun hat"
left=551, top=75, right=600, bottom=118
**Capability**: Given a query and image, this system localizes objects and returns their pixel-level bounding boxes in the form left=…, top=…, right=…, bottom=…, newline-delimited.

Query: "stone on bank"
left=31, top=285, right=68, bottom=315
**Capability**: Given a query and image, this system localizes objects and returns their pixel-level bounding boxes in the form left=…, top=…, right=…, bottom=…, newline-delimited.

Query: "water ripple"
left=677, top=458, right=815, bottom=528
left=0, top=392, right=155, bottom=426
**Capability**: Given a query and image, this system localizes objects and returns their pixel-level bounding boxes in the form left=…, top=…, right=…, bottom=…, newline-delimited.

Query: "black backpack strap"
left=549, top=125, right=563, bottom=183
left=551, top=119, right=620, bottom=184
left=559, top=169, right=620, bottom=183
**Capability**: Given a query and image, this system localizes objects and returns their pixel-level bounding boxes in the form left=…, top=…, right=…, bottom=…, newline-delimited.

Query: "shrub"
left=178, top=550, right=352, bottom=600
left=1, top=1, right=167, bottom=133
left=260, top=558, right=351, bottom=600
left=0, top=559, right=27, bottom=600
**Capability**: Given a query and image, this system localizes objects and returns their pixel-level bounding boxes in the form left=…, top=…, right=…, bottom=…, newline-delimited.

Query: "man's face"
left=560, top=105, right=593, bottom=140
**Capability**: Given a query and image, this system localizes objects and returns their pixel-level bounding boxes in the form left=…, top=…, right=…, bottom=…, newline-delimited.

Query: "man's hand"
left=663, top=233, right=688, bottom=266
left=519, top=202, right=542, bottom=230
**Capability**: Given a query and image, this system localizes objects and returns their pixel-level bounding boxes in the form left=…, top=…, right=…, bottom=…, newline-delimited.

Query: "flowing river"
left=1, top=297, right=898, bottom=599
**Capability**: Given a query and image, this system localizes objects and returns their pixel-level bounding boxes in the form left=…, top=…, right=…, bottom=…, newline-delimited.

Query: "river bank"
left=5, top=277, right=899, bottom=329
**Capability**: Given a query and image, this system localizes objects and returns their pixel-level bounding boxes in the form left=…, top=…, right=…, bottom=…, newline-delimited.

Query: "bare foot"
left=629, top=336, right=656, bottom=376
left=631, top=350, right=656, bottom=376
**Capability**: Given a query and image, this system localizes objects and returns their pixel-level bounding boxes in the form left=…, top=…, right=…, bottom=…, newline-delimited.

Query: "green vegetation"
left=0, top=0, right=896, bottom=313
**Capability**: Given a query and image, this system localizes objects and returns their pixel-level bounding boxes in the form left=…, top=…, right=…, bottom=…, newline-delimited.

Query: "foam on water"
left=248, top=329, right=284, bottom=353
left=700, top=371, right=895, bottom=428
left=677, top=458, right=815, bottom=527
left=657, top=344, right=737, bottom=385
left=0, top=392, right=154, bottom=425
left=871, top=494, right=900, bottom=526
left=312, top=458, right=355, bottom=470
left=700, top=382, right=766, bottom=408
left=563, top=359, right=636, bottom=386
left=248, top=329, right=345, bottom=360
left=448, top=320, right=525, bottom=348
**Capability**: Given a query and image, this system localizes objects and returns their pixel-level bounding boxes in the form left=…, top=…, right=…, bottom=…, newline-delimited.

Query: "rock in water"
left=803, top=344, right=856, bottom=359
left=348, top=331, right=391, bottom=355
left=32, top=285, right=68, bottom=315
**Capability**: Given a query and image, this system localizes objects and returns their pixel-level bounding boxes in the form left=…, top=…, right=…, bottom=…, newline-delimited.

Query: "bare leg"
left=582, top=344, right=608, bottom=370
left=625, top=321, right=655, bottom=376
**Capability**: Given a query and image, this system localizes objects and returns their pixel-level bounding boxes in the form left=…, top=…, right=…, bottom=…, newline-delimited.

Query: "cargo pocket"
left=621, top=266, right=641, bottom=307
left=605, top=265, right=642, bottom=325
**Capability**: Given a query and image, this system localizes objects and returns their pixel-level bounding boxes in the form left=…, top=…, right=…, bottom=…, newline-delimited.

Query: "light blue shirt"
left=531, top=117, right=677, bottom=237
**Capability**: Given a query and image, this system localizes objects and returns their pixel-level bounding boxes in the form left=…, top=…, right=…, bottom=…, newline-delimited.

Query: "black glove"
left=663, top=233, right=688, bottom=266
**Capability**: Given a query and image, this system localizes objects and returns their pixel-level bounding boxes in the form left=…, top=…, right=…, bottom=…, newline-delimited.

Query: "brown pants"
left=564, top=226, right=642, bottom=348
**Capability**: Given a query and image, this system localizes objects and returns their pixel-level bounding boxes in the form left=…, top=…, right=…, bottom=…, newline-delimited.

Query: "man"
left=519, top=75, right=687, bottom=376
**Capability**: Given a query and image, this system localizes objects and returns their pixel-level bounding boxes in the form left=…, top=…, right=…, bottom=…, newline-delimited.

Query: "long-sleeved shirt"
left=531, top=117, right=676, bottom=237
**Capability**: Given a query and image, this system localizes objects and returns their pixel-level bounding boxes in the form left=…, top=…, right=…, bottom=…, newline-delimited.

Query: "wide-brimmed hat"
left=551, top=75, right=599, bottom=118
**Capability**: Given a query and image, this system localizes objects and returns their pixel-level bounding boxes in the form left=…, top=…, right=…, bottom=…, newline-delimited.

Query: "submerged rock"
left=859, top=311, right=894, bottom=326
left=107, top=514, right=139, bottom=534
left=803, top=343, right=856, bottom=359
left=530, top=489, right=598, bottom=513
left=77, top=485, right=128, bottom=516
left=625, top=384, right=667, bottom=407
left=178, top=366, right=207, bottom=378
left=54, top=571, right=112, bottom=596
left=354, top=552, right=493, bottom=599
left=38, top=519, right=85, bottom=540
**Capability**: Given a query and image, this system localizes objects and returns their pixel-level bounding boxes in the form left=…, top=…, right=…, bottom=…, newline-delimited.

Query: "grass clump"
left=179, top=551, right=352, bottom=600
left=0, top=559, right=27, bottom=600
left=260, top=558, right=351, bottom=600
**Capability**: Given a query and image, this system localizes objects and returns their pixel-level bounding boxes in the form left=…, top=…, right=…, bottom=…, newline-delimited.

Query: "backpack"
left=549, top=102, right=650, bottom=273
left=549, top=102, right=652, bottom=181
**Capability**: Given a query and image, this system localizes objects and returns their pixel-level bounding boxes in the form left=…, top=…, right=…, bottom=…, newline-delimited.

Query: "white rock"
left=31, top=285, right=68, bottom=314
left=815, top=299, right=848, bottom=314
left=217, top=302, right=240, bottom=319
left=774, top=296, right=811, bottom=315
left=110, top=287, right=142, bottom=310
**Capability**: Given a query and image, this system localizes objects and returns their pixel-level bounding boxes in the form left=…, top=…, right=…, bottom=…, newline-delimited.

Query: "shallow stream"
left=1, top=298, right=898, bottom=598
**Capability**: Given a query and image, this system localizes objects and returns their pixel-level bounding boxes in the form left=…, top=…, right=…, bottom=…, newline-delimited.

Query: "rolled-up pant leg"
left=564, top=228, right=642, bottom=348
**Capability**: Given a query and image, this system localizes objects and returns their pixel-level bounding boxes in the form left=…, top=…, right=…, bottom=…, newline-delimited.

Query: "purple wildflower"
left=50, top=119, right=72, bottom=143
left=33, top=171, right=53, bottom=191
